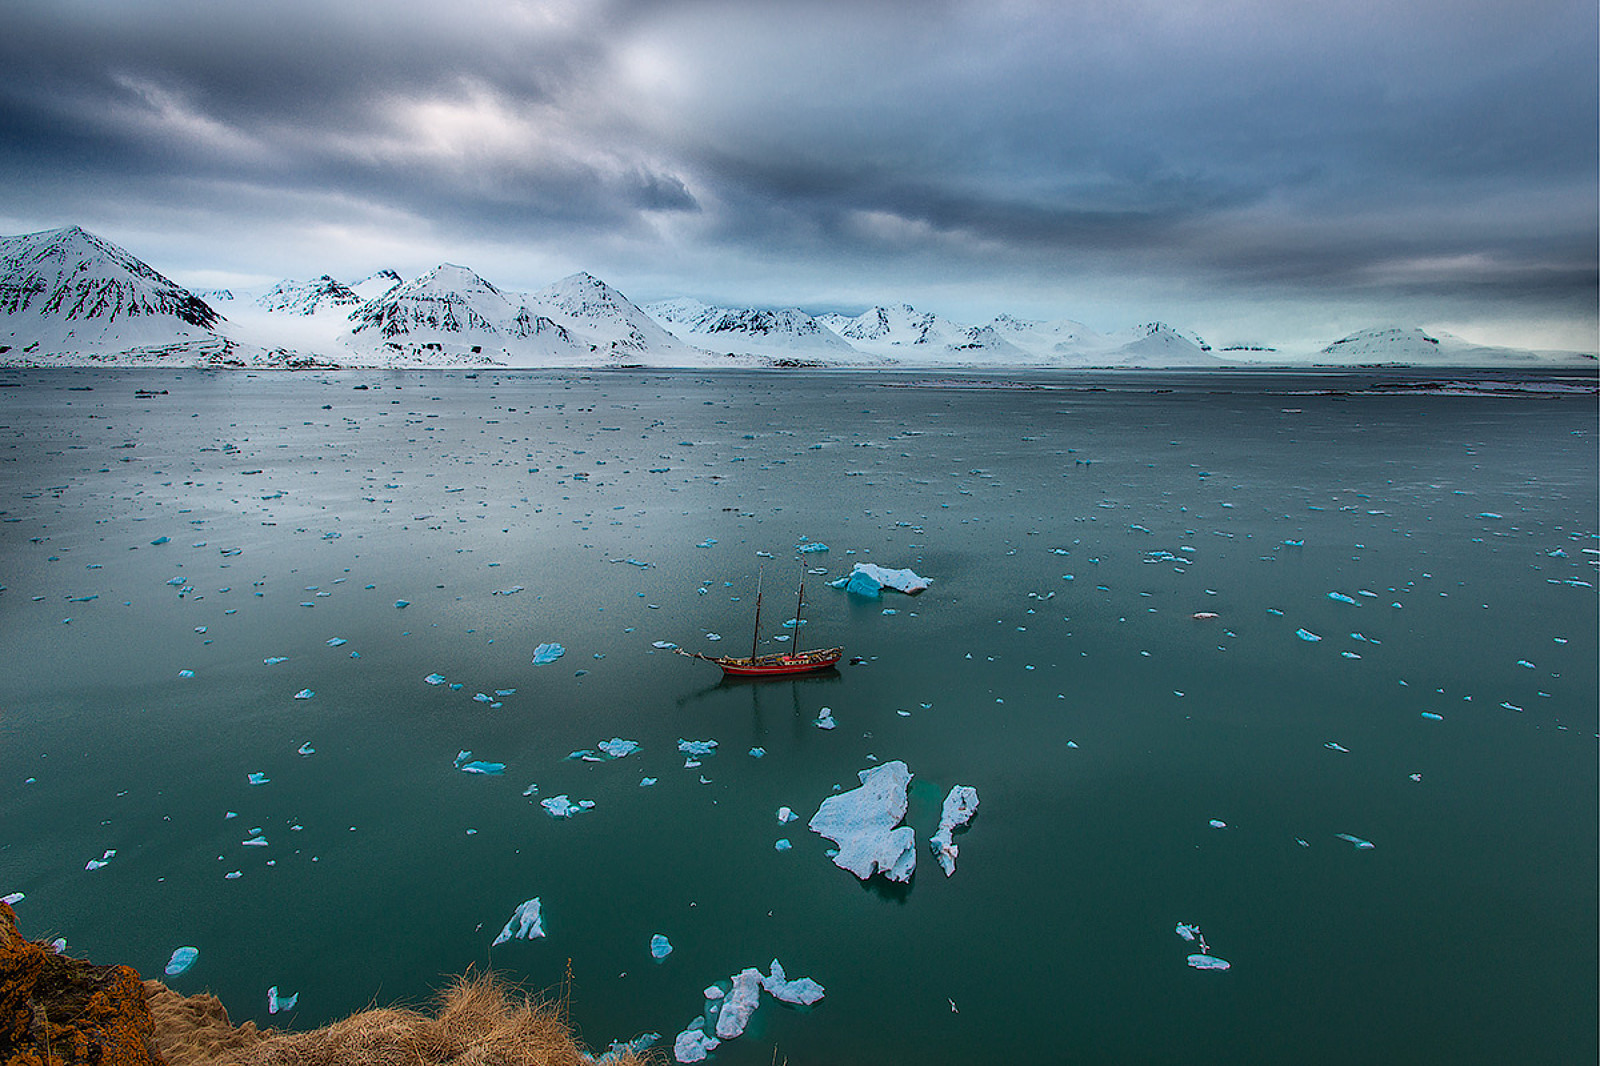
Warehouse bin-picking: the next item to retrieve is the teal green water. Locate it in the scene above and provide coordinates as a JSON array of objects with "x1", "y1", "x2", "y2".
[{"x1": 1, "y1": 368, "x2": 1595, "y2": 1064}]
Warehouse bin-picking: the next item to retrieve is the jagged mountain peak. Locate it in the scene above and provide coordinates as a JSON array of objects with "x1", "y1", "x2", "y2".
[{"x1": 258, "y1": 274, "x2": 363, "y2": 316}]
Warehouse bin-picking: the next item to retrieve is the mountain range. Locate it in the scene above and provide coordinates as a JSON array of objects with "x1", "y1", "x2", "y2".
[{"x1": 1, "y1": 226, "x2": 1590, "y2": 370}]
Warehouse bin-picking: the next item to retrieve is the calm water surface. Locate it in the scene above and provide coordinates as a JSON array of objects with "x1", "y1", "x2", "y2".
[{"x1": 1, "y1": 368, "x2": 1595, "y2": 1065}]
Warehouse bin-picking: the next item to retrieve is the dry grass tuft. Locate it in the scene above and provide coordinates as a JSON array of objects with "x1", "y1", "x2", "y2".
[{"x1": 231, "y1": 971, "x2": 656, "y2": 1066}]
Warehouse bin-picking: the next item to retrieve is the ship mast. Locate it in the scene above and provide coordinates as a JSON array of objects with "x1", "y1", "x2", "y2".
[
  {"x1": 792, "y1": 563, "x2": 807, "y2": 655},
  {"x1": 750, "y1": 567, "x2": 764, "y2": 662}
]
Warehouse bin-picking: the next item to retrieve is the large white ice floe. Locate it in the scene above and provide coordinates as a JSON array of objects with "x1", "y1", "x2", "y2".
[
  {"x1": 929, "y1": 785, "x2": 980, "y2": 876},
  {"x1": 762, "y1": 959, "x2": 826, "y2": 1006},
  {"x1": 715, "y1": 968, "x2": 764, "y2": 1040},
  {"x1": 673, "y1": 1021, "x2": 719, "y2": 1063},
  {"x1": 831, "y1": 563, "x2": 932, "y2": 598},
  {"x1": 491, "y1": 897, "x2": 545, "y2": 945},
  {"x1": 808, "y1": 760, "x2": 917, "y2": 882}
]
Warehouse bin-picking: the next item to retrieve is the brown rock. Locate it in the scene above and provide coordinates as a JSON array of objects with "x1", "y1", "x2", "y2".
[{"x1": 0, "y1": 900, "x2": 162, "y2": 1065}]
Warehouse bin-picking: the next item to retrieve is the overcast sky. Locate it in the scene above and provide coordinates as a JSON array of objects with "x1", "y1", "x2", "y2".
[{"x1": 2, "y1": 0, "x2": 1595, "y2": 351}]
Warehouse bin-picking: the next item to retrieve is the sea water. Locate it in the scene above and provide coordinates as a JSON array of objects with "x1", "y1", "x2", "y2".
[{"x1": 0, "y1": 367, "x2": 1594, "y2": 1065}]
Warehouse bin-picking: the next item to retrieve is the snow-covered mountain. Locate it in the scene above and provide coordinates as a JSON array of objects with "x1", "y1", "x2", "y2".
[
  {"x1": 822, "y1": 303, "x2": 969, "y2": 353},
  {"x1": 350, "y1": 269, "x2": 402, "y2": 303},
  {"x1": 533, "y1": 273, "x2": 702, "y2": 363},
  {"x1": 647, "y1": 298, "x2": 861, "y2": 362},
  {"x1": 258, "y1": 275, "x2": 363, "y2": 316},
  {"x1": 1309, "y1": 326, "x2": 1571, "y2": 367},
  {"x1": 0, "y1": 225, "x2": 222, "y2": 358},
  {"x1": 341, "y1": 263, "x2": 591, "y2": 366},
  {"x1": 1098, "y1": 322, "x2": 1226, "y2": 367}
]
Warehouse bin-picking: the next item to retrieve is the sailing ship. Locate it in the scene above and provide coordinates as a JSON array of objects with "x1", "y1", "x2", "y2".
[{"x1": 677, "y1": 568, "x2": 843, "y2": 677}]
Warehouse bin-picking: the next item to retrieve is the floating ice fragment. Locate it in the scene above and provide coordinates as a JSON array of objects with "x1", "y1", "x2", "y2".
[
  {"x1": 762, "y1": 959, "x2": 825, "y2": 1006},
  {"x1": 292, "y1": 689, "x2": 314, "y2": 700},
  {"x1": 1335, "y1": 833, "x2": 1375, "y2": 849},
  {"x1": 1, "y1": 892, "x2": 23, "y2": 906},
  {"x1": 1175, "y1": 924, "x2": 1199, "y2": 942},
  {"x1": 85, "y1": 849, "x2": 115, "y2": 871},
  {"x1": 1328, "y1": 592, "x2": 1358, "y2": 605},
  {"x1": 267, "y1": 987, "x2": 297, "y2": 1014},
  {"x1": 777, "y1": 806, "x2": 798, "y2": 823},
  {"x1": 164, "y1": 947, "x2": 198, "y2": 976},
  {"x1": 423, "y1": 673, "x2": 447, "y2": 685},
  {"x1": 532, "y1": 642, "x2": 565, "y2": 665},
  {"x1": 640, "y1": 778, "x2": 657, "y2": 787},
  {"x1": 1187, "y1": 954, "x2": 1231, "y2": 971},
  {"x1": 774, "y1": 839, "x2": 792, "y2": 851},
  {"x1": 297, "y1": 743, "x2": 315, "y2": 755},
  {"x1": 151, "y1": 536, "x2": 170, "y2": 545},
  {"x1": 677, "y1": 739, "x2": 718, "y2": 757},
  {"x1": 541, "y1": 795, "x2": 594, "y2": 818},
  {"x1": 492, "y1": 898, "x2": 545, "y2": 945},
  {"x1": 929, "y1": 785, "x2": 980, "y2": 876},
  {"x1": 715, "y1": 969, "x2": 763, "y2": 1040},
  {"x1": 263, "y1": 657, "x2": 288, "y2": 666},
  {"x1": 247, "y1": 772, "x2": 270, "y2": 786},
  {"x1": 652, "y1": 641, "x2": 678, "y2": 650},
  {"x1": 748, "y1": 747, "x2": 765, "y2": 758},
  {"x1": 1325, "y1": 742, "x2": 1349, "y2": 753},
  {"x1": 178, "y1": 669, "x2": 195, "y2": 678},
  {"x1": 815, "y1": 707, "x2": 836, "y2": 730},
  {"x1": 809, "y1": 761, "x2": 916, "y2": 882},
  {"x1": 492, "y1": 586, "x2": 524, "y2": 596},
  {"x1": 1208, "y1": 819, "x2": 1227, "y2": 829},
  {"x1": 673, "y1": 1021, "x2": 719, "y2": 1063},
  {"x1": 1296, "y1": 628, "x2": 1322, "y2": 642},
  {"x1": 796, "y1": 542, "x2": 829, "y2": 553},
  {"x1": 598, "y1": 738, "x2": 640, "y2": 759},
  {"x1": 224, "y1": 871, "x2": 241, "y2": 880},
  {"x1": 651, "y1": 934, "x2": 673, "y2": 960},
  {"x1": 394, "y1": 600, "x2": 409, "y2": 609},
  {"x1": 1516, "y1": 660, "x2": 1535, "y2": 669}
]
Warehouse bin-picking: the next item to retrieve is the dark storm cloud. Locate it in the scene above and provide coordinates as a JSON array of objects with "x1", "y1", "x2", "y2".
[{"x1": 1, "y1": 0, "x2": 1594, "y2": 345}]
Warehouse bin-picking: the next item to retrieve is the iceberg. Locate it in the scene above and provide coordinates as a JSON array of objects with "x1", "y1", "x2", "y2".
[
  {"x1": 651, "y1": 934, "x2": 673, "y2": 959},
  {"x1": 164, "y1": 946, "x2": 198, "y2": 976},
  {"x1": 715, "y1": 968, "x2": 763, "y2": 1040},
  {"x1": 673, "y1": 1021, "x2": 719, "y2": 1063},
  {"x1": 459, "y1": 761, "x2": 505, "y2": 775},
  {"x1": 267, "y1": 986, "x2": 298, "y2": 1013},
  {"x1": 808, "y1": 761, "x2": 917, "y2": 882},
  {"x1": 762, "y1": 959, "x2": 825, "y2": 1006},
  {"x1": 929, "y1": 784, "x2": 980, "y2": 876},
  {"x1": 598, "y1": 738, "x2": 640, "y2": 759},
  {"x1": 677, "y1": 739, "x2": 718, "y2": 757},
  {"x1": 541, "y1": 795, "x2": 594, "y2": 818},
  {"x1": 491, "y1": 897, "x2": 545, "y2": 945},
  {"x1": 532, "y1": 642, "x2": 565, "y2": 664},
  {"x1": 1187, "y1": 954, "x2": 1231, "y2": 971},
  {"x1": 832, "y1": 563, "x2": 932, "y2": 597}
]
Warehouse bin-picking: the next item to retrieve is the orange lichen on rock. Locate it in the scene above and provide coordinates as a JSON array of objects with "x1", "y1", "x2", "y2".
[{"x1": 0, "y1": 900, "x2": 162, "y2": 1066}]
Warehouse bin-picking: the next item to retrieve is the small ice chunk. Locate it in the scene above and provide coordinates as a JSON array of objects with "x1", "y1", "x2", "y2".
[
  {"x1": 715, "y1": 968, "x2": 763, "y2": 1039},
  {"x1": 1, "y1": 892, "x2": 23, "y2": 906},
  {"x1": 85, "y1": 849, "x2": 116, "y2": 871},
  {"x1": 796, "y1": 542, "x2": 829, "y2": 553},
  {"x1": 1175, "y1": 924, "x2": 1199, "y2": 942},
  {"x1": 293, "y1": 689, "x2": 314, "y2": 700},
  {"x1": 598, "y1": 738, "x2": 640, "y2": 759},
  {"x1": 459, "y1": 761, "x2": 505, "y2": 775},
  {"x1": 815, "y1": 707, "x2": 836, "y2": 730},
  {"x1": 1209, "y1": 819, "x2": 1227, "y2": 828},
  {"x1": 541, "y1": 795, "x2": 593, "y2": 818},
  {"x1": 1335, "y1": 833, "x2": 1375, "y2": 849},
  {"x1": 1187, "y1": 954, "x2": 1231, "y2": 971},
  {"x1": 178, "y1": 669, "x2": 195, "y2": 678},
  {"x1": 247, "y1": 772, "x2": 270, "y2": 786},
  {"x1": 424, "y1": 673, "x2": 447, "y2": 685},
  {"x1": 929, "y1": 785, "x2": 979, "y2": 876},
  {"x1": 652, "y1": 641, "x2": 677, "y2": 650},
  {"x1": 748, "y1": 747, "x2": 765, "y2": 758},
  {"x1": 1328, "y1": 592, "x2": 1358, "y2": 605},
  {"x1": 267, "y1": 986, "x2": 297, "y2": 1014},
  {"x1": 1325, "y1": 742, "x2": 1349, "y2": 752},
  {"x1": 1296, "y1": 628, "x2": 1322, "y2": 642},
  {"x1": 650, "y1": 934, "x2": 673, "y2": 959},
  {"x1": 809, "y1": 761, "x2": 916, "y2": 882},
  {"x1": 677, "y1": 739, "x2": 718, "y2": 757},
  {"x1": 326, "y1": 637, "x2": 347, "y2": 646},
  {"x1": 492, "y1": 897, "x2": 545, "y2": 945},
  {"x1": 673, "y1": 1022, "x2": 719, "y2": 1063},
  {"x1": 165, "y1": 947, "x2": 199, "y2": 975},
  {"x1": 777, "y1": 806, "x2": 797, "y2": 823},
  {"x1": 532, "y1": 642, "x2": 566, "y2": 664},
  {"x1": 394, "y1": 600, "x2": 410, "y2": 609},
  {"x1": 640, "y1": 777, "x2": 657, "y2": 787},
  {"x1": 297, "y1": 742, "x2": 315, "y2": 755},
  {"x1": 774, "y1": 838, "x2": 792, "y2": 851},
  {"x1": 762, "y1": 959, "x2": 826, "y2": 1006},
  {"x1": 837, "y1": 562, "x2": 931, "y2": 595},
  {"x1": 263, "y1": 656, "x2": 288, "y2": 665}
]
